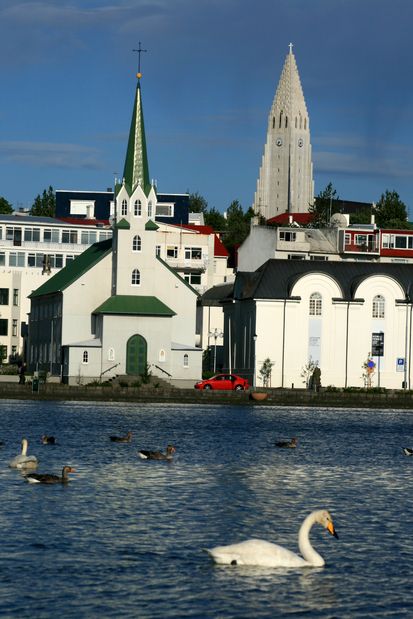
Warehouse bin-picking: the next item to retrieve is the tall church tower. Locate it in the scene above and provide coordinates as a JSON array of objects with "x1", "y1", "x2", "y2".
[{"x1": 253, "y1": 44, "x2": 314, "y2": 220}]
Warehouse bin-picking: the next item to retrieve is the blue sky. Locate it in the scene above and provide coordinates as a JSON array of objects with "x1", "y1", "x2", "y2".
[{"x1": 2, "y1": 0, "x2": 413, "y2": 216}]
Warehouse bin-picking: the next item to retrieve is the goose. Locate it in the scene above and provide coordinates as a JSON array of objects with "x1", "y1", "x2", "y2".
[
  {"x1": 9, "y1": 438, "x2": 38, "y2": 469},
  {"x1": 138, "y1": 444, "x2": 176, "y2": 460},
  {"x1": 205, "y1": 509, "x2": 338, "y2": 568},
  {"x1": 402, "y1": 447, "x2": 413, "y2": 456},
  {"x1": 41, "y1": 435, "x2": 56, "y2": 445},
  {"x1": 24, "y1": 466, "x2": 76, "y2": 484},
  {"x1": 110, "y1": 431, "x2": 132, "y2": 443},
  {"x1": 275, "y1": 437, "x2": 298, "y2": 448}
]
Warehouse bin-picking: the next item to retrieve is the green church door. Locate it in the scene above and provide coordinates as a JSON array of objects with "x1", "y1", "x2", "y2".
[{"x1": 126, "y1": 334, "x2": 147, "y2": 375}]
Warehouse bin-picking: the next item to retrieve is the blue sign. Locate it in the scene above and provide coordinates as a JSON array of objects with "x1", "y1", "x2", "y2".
[{"x1": 396, "y1": 358, "x2": 405, "y2": 372}]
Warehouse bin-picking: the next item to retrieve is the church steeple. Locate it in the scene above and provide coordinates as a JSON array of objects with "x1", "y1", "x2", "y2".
[
  {"x1": 122, "y1": 76, "x2": 151, "y2": 196},
  {"x1": 253, "y1": 44, "x2": 314, "y2": 219}
]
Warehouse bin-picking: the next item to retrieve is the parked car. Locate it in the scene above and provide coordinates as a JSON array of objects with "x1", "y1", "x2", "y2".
[{"x1": 194, "y1": 373, "x2": 250, "y2": 391}]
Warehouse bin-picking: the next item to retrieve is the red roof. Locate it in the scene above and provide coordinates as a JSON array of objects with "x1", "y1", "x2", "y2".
[
  {"x1": 177, "y1": 223, "x2": 229, "y2": 258},
  {"x1": 267, "y1": 213, "x2": 313, "y2": 225}
]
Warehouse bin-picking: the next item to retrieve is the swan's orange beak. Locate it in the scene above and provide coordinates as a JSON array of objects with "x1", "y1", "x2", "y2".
[{"x1": 327, "y1": 521, "x2": 338, "y2": 539}]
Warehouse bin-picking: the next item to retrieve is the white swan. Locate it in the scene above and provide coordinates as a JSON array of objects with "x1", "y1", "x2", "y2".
[
  {"x1": 205, "y1": 509, "x2": 338, "y2": 568},
  {"x1": 9, "y1": 438, "x2": 38, "y2": 469}
]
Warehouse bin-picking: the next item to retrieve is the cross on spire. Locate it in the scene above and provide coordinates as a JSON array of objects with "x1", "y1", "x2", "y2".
[
  {"x1": 289, "y1": 42, "x2": 293, "y2": 54},
  {"x1": 133, "y1": 42, "x2": 147, "y2": 78}
]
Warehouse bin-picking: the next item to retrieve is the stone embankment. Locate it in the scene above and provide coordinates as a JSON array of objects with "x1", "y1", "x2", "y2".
[{"x1": 1, "y1": 378, "x2": 413, "y2": 409}]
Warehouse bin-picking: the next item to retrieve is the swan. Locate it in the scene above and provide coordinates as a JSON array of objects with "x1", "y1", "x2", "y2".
[
  {"x1": 9, "y1": 438, "x2": 38, "y2": 469},
  {"x1": 24, "y1": 466, "x2": 76, "y2": 484},
  {"x1": 205, "y1": 509, "x2": 338, "y2": 568},
  {"x1": 138, "y1": 444, "x2": 176, "y2": 460},
  {"x1": 402, "y1": 447, "x2": 413, "y2": 456},
  {"x1": 110, "y1": 431, "x2": 132, "y2": 443},
  {"x1": 275, "y1": 437, "x2": 298, "y2": 448}
]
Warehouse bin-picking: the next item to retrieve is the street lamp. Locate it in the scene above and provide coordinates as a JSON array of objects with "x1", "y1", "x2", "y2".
[
  {"x1": 253, "y1": 333, "x2": 257, "y2": 389},
  {"x1": 209, "y1": 328, "x2": 223, "y2": 373}
]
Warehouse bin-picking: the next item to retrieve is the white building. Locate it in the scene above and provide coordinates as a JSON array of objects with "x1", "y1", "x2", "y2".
[
  {"x1": 28, "y1": 74, "x2": 203, "y2": 385},
  {"x1": 0, "y1": 214, "x2": 112, "y2": 362},
  {"x1": 223, "y1": 259, "x2": 413, "y2": 390},
  {"x1": 253, "y1": 44, "x2": 314, "y2": 219}
]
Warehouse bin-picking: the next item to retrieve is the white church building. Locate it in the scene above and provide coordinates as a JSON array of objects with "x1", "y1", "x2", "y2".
[{"x1": 28, "y1": 75, "x2": 202, "y2": 385}]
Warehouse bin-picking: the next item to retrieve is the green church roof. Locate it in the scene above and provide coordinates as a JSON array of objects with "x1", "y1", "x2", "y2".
[
  {"x1": 29, "y1": 238, "x2": 112, "y2": 298},
  {"x1": 93, "y1": 295, "x2": 175, "y2": 316},
  {"x1": 115, "y1": 218, "x2": 131, "y2": 229},
  {"x1": 145, "y1": 219, "x2": 159, "y2": 231},
  {"x1": 123, "y1": 80, "x2": 151, "y2": 196}
]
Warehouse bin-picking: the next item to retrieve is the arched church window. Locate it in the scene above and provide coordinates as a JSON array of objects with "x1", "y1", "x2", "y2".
[
  {"x1": 108, "y1": 347, "x2": 115, "y2": 361},
  {"x1": 285, "y1": 116, "x2": 288, "y2": 128},
  {"x1": 300, "y1": 116, "x2": 302, "y2": 129},
  {"x1": 304, "y1": 118, "x2": 307, "y2": 130},
  {"x1": 279, "y1": 112, "x2": 283, "y2": 128},
  {"x1": 272, "y1": 117, "x2": 275, "y2": 129},
  {"x1": 82, "y1": 350, "x2": 89, "y2": 364},
  {"x1": 372, "y1": 295, "x2": 385, "y2": 318},
  {"x1": 309, "y1": 292, "x2": 322, "y2": 316},
  {"x1": 148, "y1": 201, "x2": 153, "y2": 218},
  {"x1": 131, "y1": 269, "x2": 140, "y2": 286},
  {"x1": 159, "y1": 349, "x2": 166, "y2": 362},
  {"x1": 121, "y1": 199, "x2": 128, "y2": 216},
  {"x1": 132, "y1": 235, "x2": 142, "y2": 252},
  {"x1": 183, "y1": 354, "x2": 189, "y2": 367},
  {"x1": 134, "y1": 200, "x2": 142, "y2": 217}
]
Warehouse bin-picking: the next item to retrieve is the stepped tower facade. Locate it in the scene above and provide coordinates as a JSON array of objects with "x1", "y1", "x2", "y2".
[{"x1": 253, "y1": 44, "x2": 314, "y2": 219}]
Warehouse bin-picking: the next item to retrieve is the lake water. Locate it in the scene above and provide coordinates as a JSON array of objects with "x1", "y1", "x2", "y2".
[{"x1": 0, "y1": 400, "x2": 412, "y2": 618}]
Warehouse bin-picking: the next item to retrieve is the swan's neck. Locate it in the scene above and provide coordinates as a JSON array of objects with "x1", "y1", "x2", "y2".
[
  {"x1": 298, "y1": 512, "x2": 325, "y2": 567},
  {"x1": 21, "y1": 440, "x2": 28, "y2": 456}
]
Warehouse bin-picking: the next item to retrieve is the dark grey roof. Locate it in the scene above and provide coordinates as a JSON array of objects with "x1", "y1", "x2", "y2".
[
  {"x1": 200, "y1": 282, "x2": 234, "y2": 306},
  {"x1": 234, "y1": 259, "x2": 413, "y2": 301},
  {"x1": 0, "y1": 214, "x2": 59, "y2": 225}
]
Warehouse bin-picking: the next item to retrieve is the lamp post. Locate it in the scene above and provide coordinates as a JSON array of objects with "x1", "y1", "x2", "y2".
[
  {"x1": 209, "y1": 328, "x2": 223, "y2": 373},
  {"x1": 253, "y1": 333, "x2": 257, "y2": 389}
]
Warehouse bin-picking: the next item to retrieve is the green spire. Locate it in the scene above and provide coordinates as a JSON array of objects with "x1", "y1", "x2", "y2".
[{"x1": 123, "y1": 80, "x2": 151, "y2": 195}]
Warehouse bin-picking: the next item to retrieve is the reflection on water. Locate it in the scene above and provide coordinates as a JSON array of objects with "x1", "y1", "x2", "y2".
[{"x1": 0, "y1": 401, "x2": 412, "y2": 617}]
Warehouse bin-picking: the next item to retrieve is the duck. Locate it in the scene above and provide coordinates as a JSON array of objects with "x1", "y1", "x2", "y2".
[
  {"x1": 275, "y1": 437, "x2": 298, "y2": 448},
  {"x1": 109, "y1": 431, "x2": 132, "y2": 443},
  {"x1": 24, "y1": 466, "x2": 76, "y2": 484},
  {"x1": 9, "y1": 438, "x2": 38, "y2": 469},
  {"x1": 138, "y1": 444, "x2": 176, "y2": 460},
  {"x1": 41, "y1": 435, "x2": 56, "y2": 445},
  {"x1": 205, "y1": 509, "x2": 338, "y2": 568},
  {"x1": 402, "y1": 447, "x2": 413, "y2": 456}
]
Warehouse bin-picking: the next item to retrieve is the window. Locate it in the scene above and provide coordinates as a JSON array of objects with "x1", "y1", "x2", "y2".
[
  {"x1": 44, "y1": 228, "x2": 60, "y2": 243},
  {"x1": 81, "y1": 231, "x2": 97, "y2": 245},
  {"x1": 132, "y1": 235, "x2": 142, "y2": 252},
  {"x1": 65, "y1": 255, "x2": 75, "y2": 265},
  {"x1": 24, "y1": 227, "x2": 40, "y2": 242},
  {"x1": 121, "y1": 199, "x2": 128, "y2": 216},
  {"x1": 373, "y1": 295, "x2": 385, "y2": 319},
  {"x1": 28, "y1": 253, "x2": 44, "y2": 268},
  {"x1": 99, "y1": 231, "x2": 112, "y2": 241},
  {"x1": 82, "y1": 350, "x2": 89, "y2": 364},
  {"x1": 108, "y1": 347, "x2": 115, "y2": 361},
  {"x1": 52, "y1": 254, "x2": 63, "y2": 269},
  {"x1": 134, "y1": 200, "x2": 142, "y2": 216},
  {"x1": 344, "y1": 233, "x2": 351, "y2": 245},
  {"x1": 159, "y1": 349, "x2": 166, "y2": 362},
  {"x1": 13, "y1": 289, "x2": 19, "y2": 306},
  {"x1": 184, "y1": 247, "x2": 202, "y2": 260},
  {"x1": 310, "y1": 255, "x2": 328, "y2": 261},
  {"x1": 131, "y1": 269, "x2": 140, "y2": 285},
  {"x1": 309, "y1": 292, "x2": 322, "y2": 316},
  {"x1": 184, "y1": 272, "x2": 202, "y2": 285},
  {"x1": 156, "y1": 203, "x2": 174, "y2": 217},
  {"x1": 279, "y1": 231, "x2": 296, "y2": 242},
  {"x1": 62, "y1": 230, "x2": 78, "y2": 244},
  {"x1": 0, "y1": 289, "x2": 9, "y2": 305},
  {"x1": 0, "y1": 345, "x2": 7, "y2": 360},
  {"x1": 12, "y1": 319, "x2": 17, "y2": 336},
  {"x1": 0, "y1": 319, "x2": 8, "y2": 336},
  {"x1": 148, "y1": 201, "x2": 153, "y2": 217},
  {"x1": 355, "y1": 234, "x2": 368, "y2": 247},
  {"x1": 167, "y1": 246, "x2": 178, "y2": 258},
  {"x1": 155, "y1": 245, "x2": 161, "y2": 257},
  {"x1": 9, "y1": 252, "x2": 25, "y2": 267},
  {"x1": 11, "y1": 345, "x2": 17, "y2": 357},
  {"x1": 381, "y1": 234, "x2": 390, "y2": 249},
  {"x1": 0, "y1": 253, "x2": 5, "y2": 266},
  {"x1": 6, "y1": 227, "x2": 22, "y2": 246},
  {"x1": 183, "y1": 354, "x2": 189, "y2": 367}
]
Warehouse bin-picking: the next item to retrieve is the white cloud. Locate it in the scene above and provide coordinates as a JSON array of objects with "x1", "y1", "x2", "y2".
[{"x1": 0, "y1": 140, "x2": 103, "y2": 169}]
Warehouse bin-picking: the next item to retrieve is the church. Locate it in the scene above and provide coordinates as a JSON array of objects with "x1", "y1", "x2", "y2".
[{"x1": 27, "y1": 73, "x2": 202, "y2": 385}]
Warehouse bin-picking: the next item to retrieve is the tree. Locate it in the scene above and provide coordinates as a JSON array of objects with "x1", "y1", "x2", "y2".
[
  {"x1": 0, "y1": 197, "x2": 13, "y2": 214},
  {"x1": 188, "y1": 191, "x2": 208, "y2": 214},
  {"x1": 309, "y1": 182, "x2": 339, "y2": 227},
  {"x1": 30, "y1": 186, "x2": 56, "y2": 218},
  {"x1": 223, "y1": 200, "x2": 250, "y2": 248},
  {"x1": 204, "y1": 207, "x2": 227, "y2": 231},
  {"x1": 374, "y1": 190, "x2": 410, "y2": 229}
]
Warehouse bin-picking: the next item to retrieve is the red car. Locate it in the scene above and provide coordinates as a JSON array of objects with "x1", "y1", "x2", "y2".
[{"x1": 194, "y1": 373, "x2": 250, "y2": 391}]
